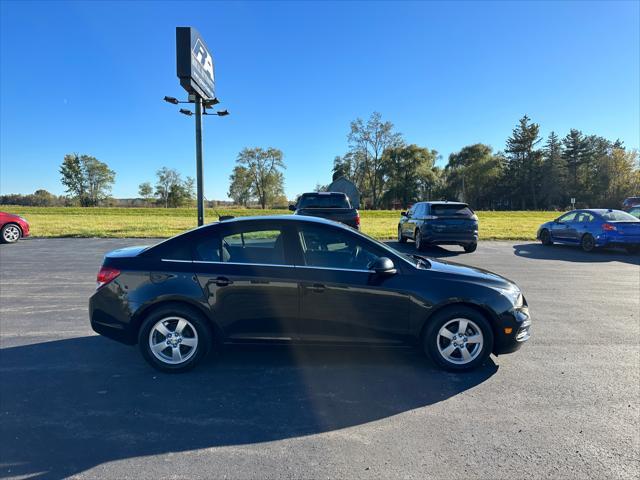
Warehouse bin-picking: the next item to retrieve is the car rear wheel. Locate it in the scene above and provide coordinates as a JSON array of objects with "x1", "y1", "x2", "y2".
[
  {"x1": 1, "y1": 223, "x2": 22, "y2": 244},
  {"x1": 138, "y1": 305, "x2": 213, "y2": 373},
  {"x1": 415, "y1": 229, "x2": 426, "y2": 251},
  {"x1": 540, "y1": 229, "x2": 553, "y2": 246},
  {"x1": 398, "y1": 226, "x2": 407, "y2": 243},
  {"x1": 581, "y1": 233, "x2": 596, "y2": 253},
  {"x1": 423, "y1": 306, "x2": 493, "y2": 371},
  {"x1": 463, "y1": 243, "x2": 477, "y2": 253}
]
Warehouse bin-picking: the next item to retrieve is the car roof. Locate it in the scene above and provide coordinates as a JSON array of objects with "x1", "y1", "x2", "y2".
[
  {"x1": 421, "y1": 201, "x2": 467, "y2": 206},
  {"x1": 301, "y1": 191, "x2": 346, "y2": 195},
  {"x1": 582, "y1": 209, "x2": 625, "y2": 215},
  {"x1": 202, "y1": 214, "x2": 349, "y2": 229}
]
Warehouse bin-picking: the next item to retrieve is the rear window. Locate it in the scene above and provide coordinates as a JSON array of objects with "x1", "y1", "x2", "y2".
[
  {"x1": 431, "y1": 204, "x2": 474, "y2": 217},
  {"x1": 298, "y1": 194, "x2": 351, "y2": 209},
  {"x1": 600, "y1": 210, "x2": 640, "y2": 222}
]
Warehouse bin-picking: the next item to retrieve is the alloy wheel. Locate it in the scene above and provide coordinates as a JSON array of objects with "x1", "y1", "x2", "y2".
[
  {"x1": 436, "y1": 318, "x2": 484, "y2": 365},
  {"x1": 2, "y1": 225, "x2": 20, "y2": 243},
  {"x1": 148, "y1": 317, "x2": 199, "y2": 365}
]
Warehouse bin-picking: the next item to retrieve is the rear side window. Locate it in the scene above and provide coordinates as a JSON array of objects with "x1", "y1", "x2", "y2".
[
  {"x1": 298, "y1": 194, "x2": 351, "y2": 209},
  {"x1": 431, "y1": 204, "x2": 473, "y2": 216},
  {"x1": 221, "y1": 228, "x2": 287, "y2": 265},
  {"x1": 193, "y1": 234, "x2": 223, "y2": 262}
]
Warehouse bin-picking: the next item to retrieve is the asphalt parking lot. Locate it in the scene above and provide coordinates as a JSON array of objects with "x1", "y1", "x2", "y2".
[{"x1": 1, "y1": 238, "x2": 638, "y2": 479}]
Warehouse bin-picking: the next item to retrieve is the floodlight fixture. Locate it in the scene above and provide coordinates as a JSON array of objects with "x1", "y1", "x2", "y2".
[{"x1": 203, "y1": 97, "x2": 220, "y2": 108}]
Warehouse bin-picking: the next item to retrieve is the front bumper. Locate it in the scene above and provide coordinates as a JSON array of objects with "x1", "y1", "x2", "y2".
[{"x1": 493, "y1": 304, "x2": 531, "y2": 355}]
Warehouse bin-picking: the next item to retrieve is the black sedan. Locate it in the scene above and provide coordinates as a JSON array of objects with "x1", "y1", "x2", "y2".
[
  {"x1": 90, "y1": 215, "x2": 530, "y2": 373},
  {"x1": 398, "y1": 201, "x2": 479, "y2": 253}
]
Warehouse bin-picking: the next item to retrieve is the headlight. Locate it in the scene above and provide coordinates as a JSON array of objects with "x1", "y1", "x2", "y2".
[{"x1": 499, "y1": 286, "x2": 523, "y2": 307}]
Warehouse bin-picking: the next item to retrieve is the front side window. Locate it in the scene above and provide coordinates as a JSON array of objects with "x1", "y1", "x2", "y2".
[
  {"x1": 558, "y1": 212, "x2": 577, "y2": 223},
  {"x1": 297, "y1": 225, "x2": 383, "y2": 271}
]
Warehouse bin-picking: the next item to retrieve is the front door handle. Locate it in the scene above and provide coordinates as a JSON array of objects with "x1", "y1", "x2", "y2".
[
  {"x1": 303, "y1": 283, "x2": 325, "y2": 293},
  {"x1": 214, "y1": 277, "x2": 233, "y2": 287}
]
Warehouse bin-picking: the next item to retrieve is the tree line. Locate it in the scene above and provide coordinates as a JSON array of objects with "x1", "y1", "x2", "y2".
[
  {"x1": 329, "y1": 112, "x2": 638, "y2": 210},
  {"x1": 2, "y1": 115, "x2": 637, "y2": 210}
]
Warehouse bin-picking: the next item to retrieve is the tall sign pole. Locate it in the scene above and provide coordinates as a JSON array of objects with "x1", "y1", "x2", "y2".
[
  {"x1": 176, "y1": 27, "x2": 216, "y2": 226},
  {"x1": 194, "y1": 97, "x2": 204, "y2": 226}
]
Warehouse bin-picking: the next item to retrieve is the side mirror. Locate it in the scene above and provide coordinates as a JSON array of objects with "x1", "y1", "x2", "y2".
[
  {"x1": 400, "y1": 211, "x2": 407, "y2": 217},
  {"x1": 554, "y1": 218, "x2": 561, "y2": 223},
  {"x1": 288, "y1": 204, "x2": 296, "y2": 212},
  {"x1": 370, "y1": 257, "x2": 397, "y2": 275}
]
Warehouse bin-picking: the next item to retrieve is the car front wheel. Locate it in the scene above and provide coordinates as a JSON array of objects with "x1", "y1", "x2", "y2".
[
  {"x1": 138, "y1": 305, "x2": 213, "y2": 373},
  {"x1": 540, "y1": 229, "x2": 553, "y2": 246},
  {"x1": 1, "y1": 223, "x2": 22, "y2": 244},
  {"x1": 398, "y1": 226, "x2": 407, "y2": 243},
  {"x1": 423, "y1": 306, "x2": 493, "y2": 371}
]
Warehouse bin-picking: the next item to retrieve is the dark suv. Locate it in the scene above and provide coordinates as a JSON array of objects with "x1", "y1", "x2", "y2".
[
  {"x1": 290, "y1": 192, "x2": 360, "y2": 229},
  {"x1": 398, "y1": 201, "x2": 479, "y2": 253}
]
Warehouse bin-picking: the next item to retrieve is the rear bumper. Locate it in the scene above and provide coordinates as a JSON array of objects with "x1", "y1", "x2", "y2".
[
  {"x1": 422, "y1": 231, "x2": 478, "y2": 246},
  {"x1": 595, "y1": 232, "x2": 640, "y2": 247},
  {"x1": 89, "y1": 285, "x2": 137, "y2": 345}
]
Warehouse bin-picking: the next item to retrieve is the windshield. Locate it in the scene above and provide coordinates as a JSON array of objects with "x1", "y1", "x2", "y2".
[
  {"x1": 600, "y1": 210, "x2": 640, "y2": 222},
  {"x1": 298, "y1": 194, "x2": 351, "y2": 209},
  {"x1": 349, "y1": 227, "x2": 428, "y2": 268}
]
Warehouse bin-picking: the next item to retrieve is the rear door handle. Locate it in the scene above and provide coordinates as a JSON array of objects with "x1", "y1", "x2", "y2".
[
  {"x1": 303, "y1": 283, "x2": 325, "y2": 293},
  {"x1": 214, "y1": 277, "x2": 233, "y2": 287}
]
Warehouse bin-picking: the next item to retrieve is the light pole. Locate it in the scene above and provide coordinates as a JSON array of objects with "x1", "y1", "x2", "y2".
[{"x1": 163, "y1": 95, "x2": 229, "y2": 226}]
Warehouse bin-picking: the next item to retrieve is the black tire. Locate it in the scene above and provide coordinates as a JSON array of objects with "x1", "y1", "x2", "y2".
[
  {"x1": 540, "y1": 229, "x2": 553, "y2": 246},
  {"x1": 422, "y1": 306, "x2": 494, "y2": 371},
  {"x1": 398, "y1": 226, "x2": 407, "y2": 243},
  {"x1": 415, "y1": 229, "x2": 426, "y2": 251},
  {"x1": 138, "y1": 304, "x2": 213, "y2": 373},
  {"x1": 581, "y1": 233, "x2": 596, "y2": 253},
  {"x1": 1, "y1": 223, "x2": 22, "y2": 244},
  {"x1": 463, "y1": 243, "x2": 477, "y2": 253}
]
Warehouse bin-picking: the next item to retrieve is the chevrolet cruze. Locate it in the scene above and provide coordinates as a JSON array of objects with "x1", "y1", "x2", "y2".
[{"x1": 90, "y1": 215, "x2": 531, "y2": 372}]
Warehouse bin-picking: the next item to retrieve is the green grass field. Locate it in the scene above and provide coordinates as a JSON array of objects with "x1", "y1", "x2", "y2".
[{"x1": 0, "y1": 206, "x2": 560, "y2": 241}]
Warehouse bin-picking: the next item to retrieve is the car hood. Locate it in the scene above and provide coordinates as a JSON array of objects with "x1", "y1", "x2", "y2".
[{"x1": 426, "y1": 258, "x2": 516, "y2": 290}]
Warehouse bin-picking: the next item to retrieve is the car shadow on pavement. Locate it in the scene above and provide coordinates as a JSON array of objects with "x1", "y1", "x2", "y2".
[
  {"x1": 0, "y1": 336, "x2": 497, "y2": 479},
  {"x1": 384, "y1": 241, "x2": 465, "y2": 258},
  {"x1": 513, "y1": 242, "x2": 640, "y2": 265}
]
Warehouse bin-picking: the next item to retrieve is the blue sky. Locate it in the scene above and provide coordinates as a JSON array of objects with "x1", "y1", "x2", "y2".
[{"x1": 1, "y1": 0, "x2": 638, "y2": 200}]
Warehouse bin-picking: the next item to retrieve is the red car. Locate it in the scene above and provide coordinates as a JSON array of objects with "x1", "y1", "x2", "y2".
[{"x1": 0, "y1": 212, "x2": 30, "y2": 243}]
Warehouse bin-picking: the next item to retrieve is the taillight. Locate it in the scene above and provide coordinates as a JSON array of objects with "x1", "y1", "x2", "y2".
[
  {"x1": 602, "y1": 223, "x2": 617, "y2": 232},
  {"x1": 355, "y1": 212, "x2": 361, "y2": 226},
  {"x1": 96, "y1": 266, "x2": 120, "y2": 288}
]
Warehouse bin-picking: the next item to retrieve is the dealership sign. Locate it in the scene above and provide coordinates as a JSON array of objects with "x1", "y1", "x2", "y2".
[{"x1": 176, "y1": 27, "x2": 215, "y2": 99}]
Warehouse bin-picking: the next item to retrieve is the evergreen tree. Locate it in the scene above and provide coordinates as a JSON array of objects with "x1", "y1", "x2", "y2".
[
  {"x1": 540, "y1": 132, "x2": 567, "y2": 208},
  {"x1": 505, "y1": 116, "x2": 543, "y2": 209}
]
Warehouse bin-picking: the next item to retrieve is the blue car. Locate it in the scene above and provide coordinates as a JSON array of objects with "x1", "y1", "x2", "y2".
[{"x1": 537, "y1": 209, "x2": 640, "y2": 253}]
